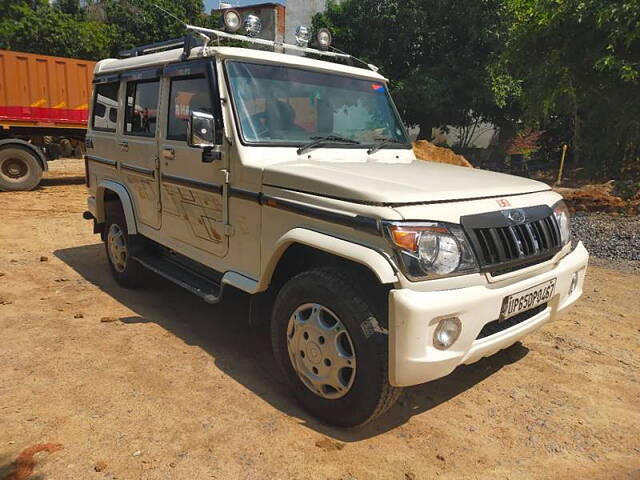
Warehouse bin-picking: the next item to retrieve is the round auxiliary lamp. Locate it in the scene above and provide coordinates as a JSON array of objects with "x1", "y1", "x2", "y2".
[
  {"x1": 221, "y1": 8, "x2": 242, "y2": 33},
  {"x1": 314, "y1": 28, "x2": 332, "y2": 51}
]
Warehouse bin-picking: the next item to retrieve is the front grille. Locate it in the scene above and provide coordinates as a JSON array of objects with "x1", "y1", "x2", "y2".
[
  {"x1": 476, "y1": 303, "x2": 547, "y2": 340},
  {"x1": 461, "y1": 205, "x2": 562, "y2": 274}
]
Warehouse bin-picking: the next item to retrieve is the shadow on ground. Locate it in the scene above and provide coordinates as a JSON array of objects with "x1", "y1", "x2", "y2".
[
  {"x1": 40, "y1": 176, "x2": 85, "y2": 187},
  {"x1": 55, "y1": 243, "x2": 529, "y2": 442}
]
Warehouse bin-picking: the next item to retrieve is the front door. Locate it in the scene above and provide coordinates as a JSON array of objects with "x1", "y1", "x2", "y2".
[
  {"x1": 158, "y1": 61, "x2": 228, "y2": 258},
  {"x1": 119, "y1": 70, "x2": 162, "y2": 229}
]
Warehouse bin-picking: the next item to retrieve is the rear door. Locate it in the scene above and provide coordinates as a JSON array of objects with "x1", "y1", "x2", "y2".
[
  {"x1": 158, "y1": 60, "x2": 228, "y2": 258},
  {"x1": 119, "y1": 68, "x2": 162, "y2": 229}
]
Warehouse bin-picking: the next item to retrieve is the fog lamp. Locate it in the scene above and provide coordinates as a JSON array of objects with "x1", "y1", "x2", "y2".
[
  {"x1": 433, "y1": 317, "x2": 462, "y2": 350},
  {"x1": 568, "y1": 271, "x2": 579, "y2": 296},
  {"x1": 221, "y1": 8, "x2": 242, "y2": 33},
  {"x1": 314, "y1": 28, "x2": 332, "y2": 51},
  {"x1": 295, "y1": 25, "x2": 312, "y2": 47},
  {"x1": 243, "y1": 14, "x2": 262, "y2": 37}
]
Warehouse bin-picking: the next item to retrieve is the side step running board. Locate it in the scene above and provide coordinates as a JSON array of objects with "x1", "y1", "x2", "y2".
[{"x1": 133, "y1": 251, "x2": 223, "y2": 304}]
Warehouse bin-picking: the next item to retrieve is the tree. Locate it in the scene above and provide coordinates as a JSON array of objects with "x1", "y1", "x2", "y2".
[
  {"x1": 313, "y1": 0, "x2": 507, "y2": 140},
  {"x1": 87, "y1": 0, "x2": 207, "y2": 57},
  {"x1": 497, "y1": 0, "x2": 640, "y2": 176},
  {"x1": 0, "y1": 1, "x2": 114, "y2": 60}
]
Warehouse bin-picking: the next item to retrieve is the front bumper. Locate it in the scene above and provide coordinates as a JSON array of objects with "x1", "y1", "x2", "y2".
[{"x1": 388, "y1": 242, "x2": 589, "y2": 387}]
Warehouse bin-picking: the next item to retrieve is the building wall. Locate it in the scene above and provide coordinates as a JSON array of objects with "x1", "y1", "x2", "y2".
[{"x1": 283, "y1": 0, "x2": 330, "y2": 44}]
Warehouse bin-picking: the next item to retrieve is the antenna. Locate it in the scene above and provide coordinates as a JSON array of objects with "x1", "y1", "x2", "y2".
[
  {"x1": 151, "y1": 3, "x2": 211, "y2": 53},
  {"x1": 152, "y1": 3, "x2": 186, "y2": 26}
]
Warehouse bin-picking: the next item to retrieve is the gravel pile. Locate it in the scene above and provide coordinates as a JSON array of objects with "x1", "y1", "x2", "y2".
[{"x1": 571, "y1": 212, "x2": 640, "y2": 263}]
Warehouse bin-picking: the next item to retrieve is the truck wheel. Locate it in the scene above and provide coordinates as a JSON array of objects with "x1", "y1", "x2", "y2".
[
  {"x1": 104, "y1": 201, "x2": 145, "y2": 288},
  {"x1": 0, "y1": 146, "x2": 43, "y2": 191},
  {"x1": 271, "y1": 268, "x2": 401, "y2": 427}
]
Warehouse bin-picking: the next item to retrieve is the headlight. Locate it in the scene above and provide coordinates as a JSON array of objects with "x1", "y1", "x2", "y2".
[
  {"x1": 553, "y1": 200, "x2": 571, "y2": 245},
  {"x1": 384, "y1": 222, "x2": 479, "y2": 280}
]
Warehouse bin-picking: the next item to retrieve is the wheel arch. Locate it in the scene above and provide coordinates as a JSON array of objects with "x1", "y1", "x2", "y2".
[
  {"x1": 261, "y1": 228, "x2": 398, "y2": 292},
  {"x1": 0, "y1": 138, "x2": 48, "y2": 171},
  {"x1": 95, "y1": 180, "x2": 138, "y2": 235}
]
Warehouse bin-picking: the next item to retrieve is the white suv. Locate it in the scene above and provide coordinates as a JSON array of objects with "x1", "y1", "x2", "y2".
[{"x1": 83, "y1": 24, "x2": 588, "y2": 427}]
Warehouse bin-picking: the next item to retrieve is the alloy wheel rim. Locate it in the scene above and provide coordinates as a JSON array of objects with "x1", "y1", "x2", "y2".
[
  {"x1": 107, "y1": 224, "x2": 128, "y2": 273},
  {"x1": 286, "y1": 303, "x2": 356, "y2": 399}
]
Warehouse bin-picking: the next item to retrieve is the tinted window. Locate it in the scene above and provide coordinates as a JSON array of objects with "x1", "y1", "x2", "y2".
[
  {"x1": 124, "y1": 80, "x2": 159, "y2": 137},
  {"x1": 92, "y1": 82, "x2": 119, "y2": 131},
  {"x1": 94, "y1": 102, "x2": 106, "y2": 117},
  {"x1": 167, "y1": 76, "x2": 212, "y2": 141}
]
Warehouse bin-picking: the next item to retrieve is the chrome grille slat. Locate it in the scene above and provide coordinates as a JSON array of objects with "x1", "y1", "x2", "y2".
[{"x1": 461, "y1": 205, "x2": 563, "y2": 275}]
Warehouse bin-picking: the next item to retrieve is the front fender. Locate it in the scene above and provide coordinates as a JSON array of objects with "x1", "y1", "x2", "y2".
[
  {"x1": 95, "y1": 180, "x2": 138, "y2": 235},
  {"x1": 260, "y1": 228, "x2": 398, "y2": 291}
]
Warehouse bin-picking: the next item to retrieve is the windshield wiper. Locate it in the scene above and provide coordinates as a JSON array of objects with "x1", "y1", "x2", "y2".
[
  {"x1": 297, "y1": 135, "x2": 361, "y2": 155},
  {"x1": 366, "y1": 137, "x2": 405, "y2": 155}
]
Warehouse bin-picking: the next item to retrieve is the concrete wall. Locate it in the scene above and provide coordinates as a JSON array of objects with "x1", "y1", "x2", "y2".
[{"x1": 283, "y1": 0, "x2": 330, "y2": 44}]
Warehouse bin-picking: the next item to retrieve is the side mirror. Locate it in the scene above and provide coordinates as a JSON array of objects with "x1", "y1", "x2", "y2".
[{"x1": 188, "y1": 110, "x2": 216, "y2": 148}]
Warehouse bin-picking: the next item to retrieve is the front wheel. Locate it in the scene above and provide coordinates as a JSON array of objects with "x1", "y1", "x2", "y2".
[
  {"x1": 271, "y1": 268, "x2": 401, "y2": 427},
  {"x1": 0, "y1": 146, "x2": 43, "y2": 191}
]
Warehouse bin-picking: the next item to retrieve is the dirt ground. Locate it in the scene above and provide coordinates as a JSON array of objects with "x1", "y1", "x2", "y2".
[{"x1": 0, "y1": 160, "x2": 639, "y2": 480}]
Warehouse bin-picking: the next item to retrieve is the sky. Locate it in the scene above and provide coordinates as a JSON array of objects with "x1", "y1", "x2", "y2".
[{"x1": 204, "y1": 0, "x2": 287, "y2": 12}]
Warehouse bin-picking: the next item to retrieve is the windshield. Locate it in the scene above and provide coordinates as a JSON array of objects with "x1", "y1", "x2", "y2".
[{"x1": 225, "y1": 61, "x2": 410, "y2": 147}]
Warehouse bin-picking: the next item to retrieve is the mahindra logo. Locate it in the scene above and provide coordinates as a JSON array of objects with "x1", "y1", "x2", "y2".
[{"x1": 503, "y1": 208, "x2": 527, "y2": 224}]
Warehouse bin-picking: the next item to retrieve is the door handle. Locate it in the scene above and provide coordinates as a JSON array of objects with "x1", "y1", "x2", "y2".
[
  {"x1": 162, "y1": 147, "x2": 175, "y2": 160},
  {"x1": 118, "y1": 141, "x2": 128, "y2": 152}
]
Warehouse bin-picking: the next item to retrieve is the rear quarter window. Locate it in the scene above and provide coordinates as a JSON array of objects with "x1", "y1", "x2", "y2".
[{"x1": 92, "y1": 82, "x2": 119, "y2": 132}]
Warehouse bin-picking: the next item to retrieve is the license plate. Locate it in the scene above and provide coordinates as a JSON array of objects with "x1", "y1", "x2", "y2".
[{"x1": 500, "y1": 279, "x2": 556, "y2": 321}]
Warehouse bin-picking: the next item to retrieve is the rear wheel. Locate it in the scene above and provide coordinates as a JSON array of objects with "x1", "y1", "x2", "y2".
[
  {"x1": 0, "y1": 146, "x2": 43, "y2": 191},
  {"x1": 271, "y1": 268, "x2": 401, "y2": 427},
  {"x1": 104, "y1": 201, "x2": 145, "y2": 288}
]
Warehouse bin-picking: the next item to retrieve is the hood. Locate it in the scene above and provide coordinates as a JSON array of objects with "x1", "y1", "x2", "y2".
[{"x1": 263, "y1": 158, "x2": 550, "y2": 205}]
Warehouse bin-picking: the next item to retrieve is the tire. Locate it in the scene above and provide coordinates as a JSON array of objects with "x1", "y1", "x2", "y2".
[
  {"x1": 104, "y1": 201, "x2": 145, "y2": 288},
  {"x1": 0, "y1": 145, "x2": 43, "y2": 191},
  {"x1": 271, "y1": 268, "x2": 401, "y2": 427}
]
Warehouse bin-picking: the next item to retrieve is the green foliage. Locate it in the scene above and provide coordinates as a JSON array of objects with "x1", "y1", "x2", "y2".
[
  {"x1": 0, "y1": 1, "x2": 114, "y2": 59},
  {"x1": 498, "y1": 0, "x2": 640, "y2": 176},
  {"x1": 0, "y1": 0, "x2": 208, "y2": 60},
  {"x1": 313, "y1": 0, "x2": 508, "y2": 140},
  {"x1": 89, "y1": 0, "x2": 206, "y2": 56}
]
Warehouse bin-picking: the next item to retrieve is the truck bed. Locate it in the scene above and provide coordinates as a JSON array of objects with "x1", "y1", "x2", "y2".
[{"x1": 0, "y1": 50, "x2": 95, "y2": 129}]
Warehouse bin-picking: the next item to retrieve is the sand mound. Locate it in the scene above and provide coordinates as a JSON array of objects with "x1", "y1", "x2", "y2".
[{"x1": 413, "y1": 140, "x2": 473, "y2": 168}]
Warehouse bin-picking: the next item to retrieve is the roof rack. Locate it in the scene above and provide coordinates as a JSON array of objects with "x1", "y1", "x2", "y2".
[
  {"x1": 117, "y1": 25, "x2": 379, "y2": 72},
  {"x1": 118, "y1": 35, "x2": 203, "y2": 58},
  {"x1": 185, "y1": 24, "x2": 353, "y2": 62}
]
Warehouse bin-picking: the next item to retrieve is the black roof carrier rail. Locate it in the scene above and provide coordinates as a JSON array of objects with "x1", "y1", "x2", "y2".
[{"x1": 119, "y1": 34, "x2": 204, "y2": 58}]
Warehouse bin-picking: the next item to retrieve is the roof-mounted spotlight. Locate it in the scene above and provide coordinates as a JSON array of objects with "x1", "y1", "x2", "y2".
[
  {"x1": 221, "y1": 8, "x2": 242, "y2": 33},
  {"x1": 295, "y1": 25, "x2": 312, "y2": 47},
  {"x1": 243, "y1": 14, "x2": 262, "y2": 37},
  {"x1": 314, "y1": 28, "x2": 332, "y2": 51}
]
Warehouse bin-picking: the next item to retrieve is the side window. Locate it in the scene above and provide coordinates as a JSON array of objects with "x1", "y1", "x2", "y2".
[
  {"x1": 124, "y1": 80, "x2": 160, "y2": 137},
  {"x1": 167, "y1": 75, "x2": 212, "y2": 142},
  {"x1": 92, "y1": 82, "x2": 119, "y2": 132}
]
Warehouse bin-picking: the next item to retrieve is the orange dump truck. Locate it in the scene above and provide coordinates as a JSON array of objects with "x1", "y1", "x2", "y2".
[{"x1": 0, "y1": 50, "x2": 96, "y2": 190}]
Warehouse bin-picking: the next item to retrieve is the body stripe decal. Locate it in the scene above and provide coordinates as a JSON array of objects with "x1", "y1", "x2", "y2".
[
  {"x1": 86, "y1": 155, "x2": 116, "y2": 167},
  {"x1": 121, "y1": 163, "x2": 155, "y2": 177},
  {"x1": 161, "y1": 174, "x2": 223, "y2": 194}
]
